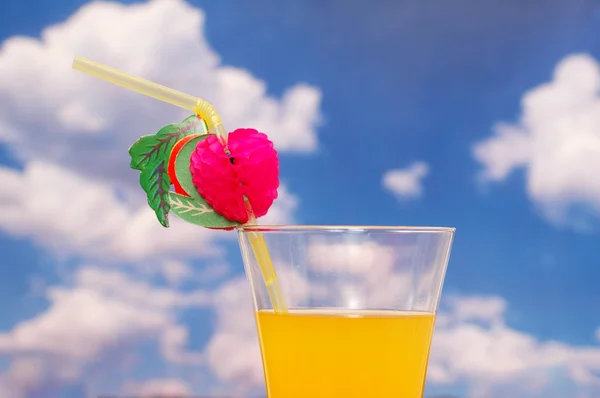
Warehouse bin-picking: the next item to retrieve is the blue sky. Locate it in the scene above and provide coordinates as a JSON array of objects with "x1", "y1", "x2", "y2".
[{"x1": 1, "y1": 0, "x2": 600, "y2": 397}]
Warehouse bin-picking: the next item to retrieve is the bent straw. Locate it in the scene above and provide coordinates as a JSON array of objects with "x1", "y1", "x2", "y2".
[
  {"x1": 72, "y1": 56, "x2": 288, "y2": 313},
  {"x1": 72, "y1": 56, "x2": 227, "y2": 139}
]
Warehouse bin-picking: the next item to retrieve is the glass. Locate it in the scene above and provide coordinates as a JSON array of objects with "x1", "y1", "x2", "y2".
[{"x1": 237, "y1": 225, "x2": 455, "y2": 398}]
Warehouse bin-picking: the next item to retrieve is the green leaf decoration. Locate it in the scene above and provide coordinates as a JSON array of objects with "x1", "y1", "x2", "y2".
[
  {"x1": 168, "y1": 192, "x2": 238, "y2": 228},
  {"x1": 129, "y1": 114, "x2": 209, "y2": 227},
  {"x1": 174, "y1": 134, "x2": 210, "y2": 201},
  {"x1": 140, "y1": 160, "x2": 171, "y2": 227},
  {"x1": 129, "y1": 115, "x2": 209, "y2": 171},
  {"x1": 129, "y1": 125, "x2": 178, "y2": 172}
]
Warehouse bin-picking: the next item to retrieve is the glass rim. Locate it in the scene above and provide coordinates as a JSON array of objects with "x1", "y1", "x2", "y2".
[{"x1": 237, "y1": 225, "x2": 456, "y2": 233}]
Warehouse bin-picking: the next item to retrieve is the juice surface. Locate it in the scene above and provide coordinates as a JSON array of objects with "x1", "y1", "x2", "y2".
[{"x1": 256, "y1": 309, "x2": 436, "y2": 398}]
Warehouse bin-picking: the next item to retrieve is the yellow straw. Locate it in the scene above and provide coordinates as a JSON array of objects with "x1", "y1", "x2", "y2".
[
  {"x1": 72, "y1": 56, "x2": 227, "y2": 140},
  {"x1": 72, "y1": 56, "x2": 287, "y2": 313},
  {"x1": 245, "y1": 204, "x2": 288, "y2": 312}
]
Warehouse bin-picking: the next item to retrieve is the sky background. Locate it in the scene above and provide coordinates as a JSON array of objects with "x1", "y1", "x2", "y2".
[{"x1": 1, "y1": 0, "x2": 600, "y2": 397}]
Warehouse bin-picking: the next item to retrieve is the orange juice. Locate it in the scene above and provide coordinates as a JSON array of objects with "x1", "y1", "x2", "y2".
[{"x1": 256, "y1": 309, "x2": 436, "y2": 398}]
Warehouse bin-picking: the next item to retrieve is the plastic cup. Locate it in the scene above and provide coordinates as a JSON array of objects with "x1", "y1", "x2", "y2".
[{"x1": 237, "y1": 225, "x2": 455, "y2": 398}]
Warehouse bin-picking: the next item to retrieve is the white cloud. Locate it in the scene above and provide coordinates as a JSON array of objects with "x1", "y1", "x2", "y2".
[
  {"x1": 431, "y1": 295, "x2": 600, "y2": 397},
  {"x1": 158, "y1": 260, "x2": 196, "y2": 286},
  {"x1": 0, "y1": 266, "x2": 208, "y2": 396},
  {"x1": 473, "y1": 53, "x2": 600, "y2": 227},
  {"x1": 382, "y1": 161, "x2": 429, "y2": 199},
  {"x1": 152, "y1": 260, "x2": 230, "y2": 287},
  {"x1": 124, "y1": 379, "x2": 192, "y2": 396},
  {"x1": 473, "y1": 123, "x2": 531, "y2": 182},
  {"x1": 204, "y1": 277, "x2": 264, "y2": 394},
  {"x1": 444, "y1": 295, "x2": 507, "y2": 326},
  {"x1": 0, "y1": 357, "x2": 73, "y2": 398},
  {"x1": 123, "y1": 378, "x2": 192, "y2": 396},
  {"x1": 0, "y1": 161, "x2": 222, "y2": 262},
  {"x1": 259, "y1": 184, "x2": 299, "y2": 225}
]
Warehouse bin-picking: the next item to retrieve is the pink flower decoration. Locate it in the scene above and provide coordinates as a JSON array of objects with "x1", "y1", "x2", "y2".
[{"x1": 190, "y1": 128, "x2": 279, "y2": 223}]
